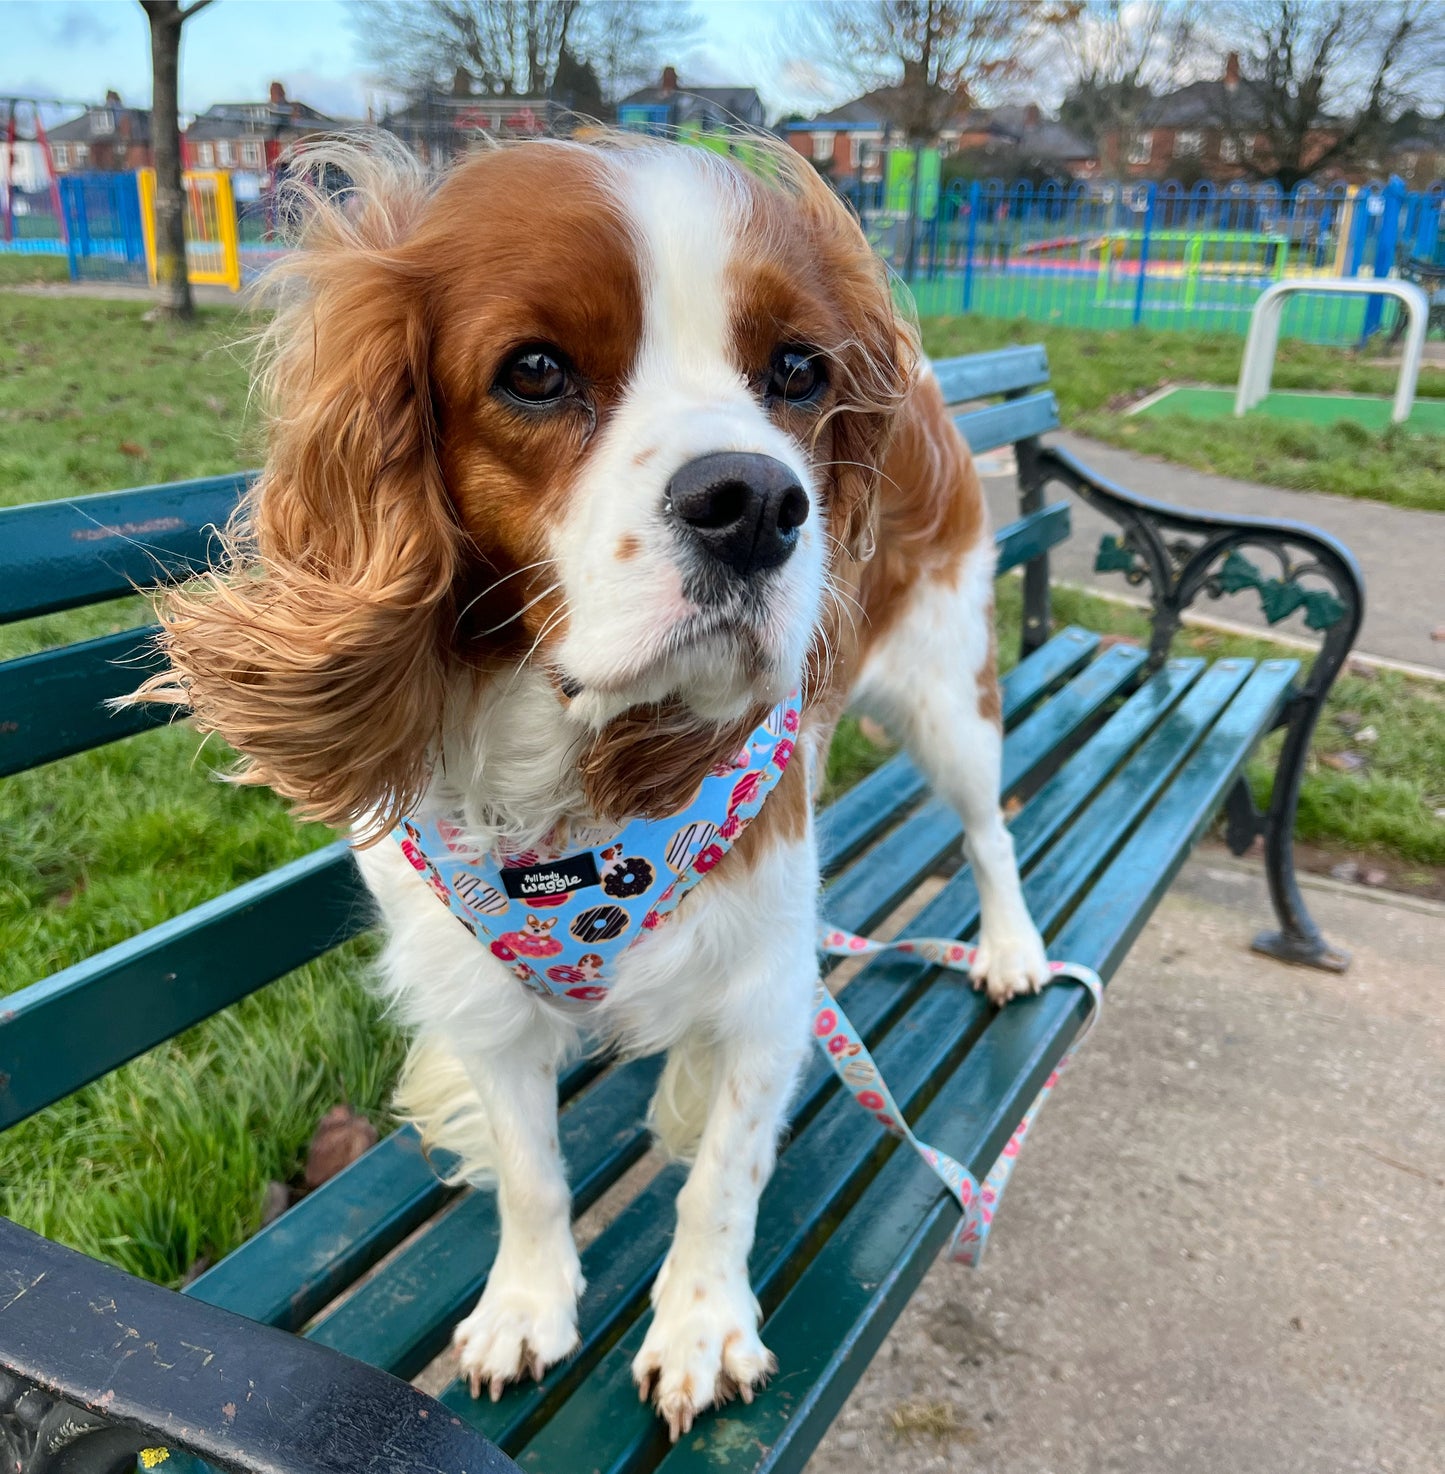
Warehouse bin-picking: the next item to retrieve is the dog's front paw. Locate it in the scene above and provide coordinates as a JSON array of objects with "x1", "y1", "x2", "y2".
[
  {"x1": 631, "y1": 1262, "x2": 774, "y2": 1441},
  {"x1": 972, "y1": 917, "x2": 1050, "y2": 1005},
  {"x1": 455, "y1": 1253, "x2": 583, "y2": 1401}
]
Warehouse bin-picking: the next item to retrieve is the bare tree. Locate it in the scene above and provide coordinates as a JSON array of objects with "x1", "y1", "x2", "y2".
[
  {"x1": 359, "y1": 0, "x2": 694, "y2": 103},
  {"x1": 1216, "y1": 0, "x2": 1445, "y2": 189},
  {"x1": 1056, "y1": 0, "x2": 1197, "y2": 166},
  {"x1": 811, "y1": 0, "x2": 1064, "y2": 145},
  {"x1": 140, "y1": 0, "x2": 212, "y2": 322}
]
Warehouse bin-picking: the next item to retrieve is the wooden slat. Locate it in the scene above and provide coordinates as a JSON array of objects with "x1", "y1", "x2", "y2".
[
  {"x1": 954, "y1": 390, "x2": 1060, "y2": 454},
  {"x1": 994, "y1": 501, "x2": 1070, "y2": 575},
  {"x1": 506, "y1": 660, "x2": 1256, "y2": 1474},
  {"x1": 0, "y1": 473, "x2": 251, "y2": 624},
  {"x1": 817, "y1": 626, "x2": 1099, "y2": 876},
  {"x1": 649, "y1": 659, "x2": 1300, "y2": 1474},
  {"x1": 0, "y1": 843, "x2": 369, "y2": 1129},
  {"x1": 929, "y1": 344, "x2": 1050, "y2": 404},
  {"x1": 0, "y1": 625, "x2": 172, "y2": 777}
]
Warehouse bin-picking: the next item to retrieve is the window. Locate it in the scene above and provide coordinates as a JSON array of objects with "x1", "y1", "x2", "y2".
[
  {"x1": 856, "y1": 134, "x2": 882, "y2": 171},
  {"x1": 1127, "y1": 131, "x2": 1152, "y2": 164},
  {"x1": 89, "y1": 109, "x2": 115, "y2": 136},
  {"x1": 216, "y1": 139, "x2": 233, "y2": 166},
  {"x1": 244, "y1": 105, "x2": 270, "y2": 122},
  {"x1": 196, "y1": 141, "x2": 215, "y2": 166},
  {"x1": 812, "y1": 132, "x2": 834, "y2": 163},
  {"x1": 1220, "y1": 135, "x2": 1241, "y2": 163},
  {"x1": 72, "y1": 143, "x2": 89, "y2": 165},
  {"x1": 52, "y1": 143, "x2": 69, "y2": 168},
  {"x1": 241, "y1": 139, "x2": 263, "y2": 167},
  {"x1": 1174, "y1": 130, "x2": 1204, "y2": 157}
]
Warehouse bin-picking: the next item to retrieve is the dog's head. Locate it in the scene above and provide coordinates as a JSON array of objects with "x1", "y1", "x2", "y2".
[{"x1": 143, "y1": 135, "x2": 913, "y2": 836}]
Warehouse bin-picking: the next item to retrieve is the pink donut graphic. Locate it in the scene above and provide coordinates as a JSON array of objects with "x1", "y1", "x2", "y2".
[
  {"x1": 565, "y1": 985, "x2": 607, "y2": 1001},
  {"x1": 498, "y1": 930, "x2": 563, "y2": 959}
]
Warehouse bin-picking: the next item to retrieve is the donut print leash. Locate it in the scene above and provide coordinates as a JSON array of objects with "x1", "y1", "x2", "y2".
[{"x1": 814, "y1": 925, "x2": 1104, "y2": 1265}]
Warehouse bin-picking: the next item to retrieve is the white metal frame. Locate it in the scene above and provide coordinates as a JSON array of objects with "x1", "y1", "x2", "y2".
[{"x1": 1235, "y1": 278, "x2": 1431, "y2": 425}]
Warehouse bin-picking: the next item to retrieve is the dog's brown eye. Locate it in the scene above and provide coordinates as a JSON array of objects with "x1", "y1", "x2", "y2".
[
  {"x1": 767, "y1": 348, "x2": 825, "y2": 404},
  {"x1": 499, "y1": 346, "x2": 569, "y2": 403}
]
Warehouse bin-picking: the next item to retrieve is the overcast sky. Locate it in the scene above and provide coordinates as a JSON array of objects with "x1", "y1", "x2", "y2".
[{"x1": 1, "y1": 0, "x2": 857, "y2": 124}]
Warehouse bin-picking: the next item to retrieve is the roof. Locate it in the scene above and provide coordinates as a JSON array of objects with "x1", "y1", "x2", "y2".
[
  {"x1": 49, "y1": 105, "x2": 150, "y2": 144},
  {"x1": 186, "y1": 100, "x2": 339, "y2": 140},
  {"x1": 381, "y1": 95, "x2": 564, "y2": 129},
  {"x1": 1139, "y1": 79, "x2": 1269, "y2": 130},
  {"x1": 619, "y1": 82, "x2": 762, "y2": 117}
]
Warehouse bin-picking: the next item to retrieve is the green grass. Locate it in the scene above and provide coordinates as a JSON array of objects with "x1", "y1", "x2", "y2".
[
  {"x1": 0, "y1": 252, "x2": 71, "y2": 286},
  {"x1": 2, "y1": 291, "x2": 1441, "y2": 1289},
  {"x1": 919, "y1": 314, "x2": 1445, "y2": 512},
  {"x1": 0, "y1": 294, "x2": 252, "y2": 510}
]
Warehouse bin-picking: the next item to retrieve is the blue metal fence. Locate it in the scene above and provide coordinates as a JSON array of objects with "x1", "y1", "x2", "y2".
[
  {"x1": 853, "y1": 174, "x2": 1445, "y2": 344},
  {"x1": 57, "y1": 173, "x2": 148, "y2": 284}
]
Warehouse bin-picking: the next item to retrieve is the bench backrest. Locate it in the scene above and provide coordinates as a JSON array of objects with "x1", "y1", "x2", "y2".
[{"x1": 0, "y1": 345, "x2": 1067, "y2": 1132}]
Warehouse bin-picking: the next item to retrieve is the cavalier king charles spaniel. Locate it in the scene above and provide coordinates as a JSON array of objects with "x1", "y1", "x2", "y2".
[{"x1": 137, "y1": 134, "x2": 1050, "y2": 1437}]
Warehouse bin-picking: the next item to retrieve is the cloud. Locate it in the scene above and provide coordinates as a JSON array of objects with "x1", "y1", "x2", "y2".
[{"x1": 48, "y1": 3, "x2": 117, "y2": 48}]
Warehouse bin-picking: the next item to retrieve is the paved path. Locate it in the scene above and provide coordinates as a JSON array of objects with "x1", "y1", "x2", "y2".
[
  {"x1": 810, "y1": 850, "x2": 1445, "y2": 1474},
  {"x1": 981, "y1": 432, "x2": 1445, "y2": 675}
]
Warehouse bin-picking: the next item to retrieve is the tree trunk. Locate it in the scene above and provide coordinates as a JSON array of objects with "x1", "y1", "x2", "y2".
[{"x1": 142, "y1": 0, "x2": 194, "y2": 321}]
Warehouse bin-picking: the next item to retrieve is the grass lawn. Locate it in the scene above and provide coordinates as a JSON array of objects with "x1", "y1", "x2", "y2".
[
  {"x1": 919, "y1": 315, "x2": 1445, "y2": 513},
  {"x1": 0, "y1": 252, "x2": 71, "y2": 286},
  {"x1": 2, "y1": 291, "x2": 1442, "y2": 1288}
]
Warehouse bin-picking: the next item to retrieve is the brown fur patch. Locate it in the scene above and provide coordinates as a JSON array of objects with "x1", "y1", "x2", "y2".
[
  {"x1": 614, "y1": 532, "x2": 640, "y2": 561},
  {"x1": 855, "y1": 371, "x2": 988, "y2": 655},
  {"x1": 977, "y1": 600, "x2": 1001, "y2": 728}
]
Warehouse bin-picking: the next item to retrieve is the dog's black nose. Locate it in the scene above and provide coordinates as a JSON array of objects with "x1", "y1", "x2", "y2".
[{"x1": 668, "y1": 452, "x2": 809, "y2": 577}]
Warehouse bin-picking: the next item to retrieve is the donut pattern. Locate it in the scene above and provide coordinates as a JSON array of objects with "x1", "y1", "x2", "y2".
[{"x1": 390, "y1": 690, "x2": 799, "y2": 998}]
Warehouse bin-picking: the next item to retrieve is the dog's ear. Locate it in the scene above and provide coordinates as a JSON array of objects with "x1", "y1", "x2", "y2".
[{"x1": 134, "y1": 170, "x2": 462, "y2": 841}]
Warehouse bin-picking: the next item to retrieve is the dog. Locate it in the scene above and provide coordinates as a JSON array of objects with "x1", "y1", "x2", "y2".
[{"x1": 135, "y1": 133, "x2": 1051, "y2": 1438}]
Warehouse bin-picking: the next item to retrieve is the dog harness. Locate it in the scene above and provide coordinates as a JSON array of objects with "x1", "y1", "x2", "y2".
[{"x1": 392, "y1": 689, "x2": 1102, "y2": 1263}]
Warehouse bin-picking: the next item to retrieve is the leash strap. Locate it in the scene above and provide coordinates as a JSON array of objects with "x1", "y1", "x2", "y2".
[{"x1": 814, "y1": 925, "x2": 1103, "y2": 1265}]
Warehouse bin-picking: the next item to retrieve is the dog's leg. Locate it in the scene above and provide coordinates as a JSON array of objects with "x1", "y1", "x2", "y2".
[
  {"x1": 356, "y1": 843, "x2": 582, "y2": 1398},
  {"x1": 630, "y1": 845, "x2": 815, "y2": 1439},
  {"x1": 853, "y1": 546, "x2": 1048, "y2": 1003}
]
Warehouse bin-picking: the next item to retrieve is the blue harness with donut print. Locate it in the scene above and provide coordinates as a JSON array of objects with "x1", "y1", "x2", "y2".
[{"x1": 391, "y1": 687, "x2": 1102, "y2": 1265}]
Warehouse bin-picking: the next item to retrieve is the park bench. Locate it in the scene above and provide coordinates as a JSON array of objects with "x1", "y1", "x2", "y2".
[{"x1": 0, "y1": 343, "x2": 1363, "y2": 1474}]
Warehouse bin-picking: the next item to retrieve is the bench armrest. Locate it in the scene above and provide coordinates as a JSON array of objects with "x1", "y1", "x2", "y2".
[
  {"x1": 0, "y1": 1218, "x2": 519, "y2": 1474},
  {"x1": 1035, "y1": 442, "x2": 1365, "y2": 971}
]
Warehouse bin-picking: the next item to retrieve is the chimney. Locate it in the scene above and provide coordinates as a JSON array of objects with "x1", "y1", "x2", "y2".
[
  {"x1": 1224, "y1": 51, "x2": 1240, "y2": 90},
  {"x1": 661, "y1": 66, "x2": 678, "y2": 96},
  {"x1": 104, "y1": 89, "x2": 121, "y2": 107},
  {"x1": 269, "y1": 81, "x2": 286, "y2": 105},
  {"x1": 452, "y1": 66, "x2": 472, "y2": 98}
]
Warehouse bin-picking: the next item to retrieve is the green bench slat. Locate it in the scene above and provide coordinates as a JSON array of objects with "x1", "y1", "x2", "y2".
[
  {"x1": 0, "y1": 474, "x2": 250, "y2": 624},
  {"x1": 651, "y1": 660, "x2": 1298, "y2": 1474},
  {"x1": 305, "y1": 1056, "x2": 664, "y2": 1376},
  {"x1": 185, "y1": 1047, "x2": 616, "y2": 1331},
  {"x1": 0, "y1": 503, "x2": 1072, "y2": 785},
  {"x1": 283, "y1": 643, "x2": 1133, "y2": 1379},
  {"x1": 929, "y1": 345, "x2": 1050, "y2": 403},
  {"x1": 0, "y1": 843, "x2": 369, "y2": 1129},
  {"x1": 0, "y1": 625, "x2": 171, "y2": 777},
  {"x1": 994, "y1": 501, "x2": 1070, "y2": 575},
  {"x1": 818, "y1": 626, "x2": 1099, "y2": 876},
  {"x1": 507, "y1": 659, "x2": 1241, "y2": 1474},
  {"x1": 823, "y1": 643, "x2": 1145, "y2": 933},
  {"x1": 954, "y1": 390, "x2": 1060, "y2": 455},
  {"x1": 443, "y1": 660, "x2": 1208, "y2": 1456}
]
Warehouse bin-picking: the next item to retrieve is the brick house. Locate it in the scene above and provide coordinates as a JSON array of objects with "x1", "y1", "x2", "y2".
[
  {"x1": 182, "y1": 83, "x2": 338, "y2": 175},
  {"x1": 617, "y1": 68, "x2": 765, "y2": 135},
  {"x1": 380, "y1": 87, "x2": 569, "y2": 166},
  {"x1": 47, "y1": 92, "x2": 151, "y2": 173},
  {"x1": 786, "y1": 94, "x2": 1094, "y2": 189}
]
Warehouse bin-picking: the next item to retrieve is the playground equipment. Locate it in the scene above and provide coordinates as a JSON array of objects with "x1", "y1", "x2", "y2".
[
  {"x1": 1, "y1": 98, "x2": 65, "y2": 247},
  {"x1": 1236, "y1": 279, "x2": 1430, "y2": 424},
  {"x1": 137, "y1": 167, "x2": 242, "y2": 292}
]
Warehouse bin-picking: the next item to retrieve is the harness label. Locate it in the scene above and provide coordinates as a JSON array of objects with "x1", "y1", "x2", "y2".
[{"x1": 500, "y1": 852, "x2": 601, "y2": 900}]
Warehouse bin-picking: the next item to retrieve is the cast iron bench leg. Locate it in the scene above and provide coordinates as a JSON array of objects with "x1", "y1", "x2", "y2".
[{"x1": 1035, "y1": 445, "x2": 1365, "y2": 972}]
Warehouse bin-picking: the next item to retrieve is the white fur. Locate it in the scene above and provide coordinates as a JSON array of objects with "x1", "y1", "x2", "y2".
[{"x1": 350, "y1": 147, "x2": 1046, "y2": 1433}]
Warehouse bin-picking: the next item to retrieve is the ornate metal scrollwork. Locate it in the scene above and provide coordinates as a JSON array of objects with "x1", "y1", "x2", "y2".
[
  {"x1": 0, "y1": 1369, "x2": 143, "y2": 1474},
  {"x1": 1039, "y1": 444, "x2": 1365, "y2": 973}
]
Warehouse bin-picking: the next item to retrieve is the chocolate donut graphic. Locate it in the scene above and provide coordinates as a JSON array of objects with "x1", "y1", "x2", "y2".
[
  {"x1": 450, "y1": 872, "x2": 507, "y2": 916},
  {"x1": 602, "y1": 855, "x2": 654, "y2": 899},
  {"x1": 570, "y1": 904, "x2": 630, "y2": 943},
  {"x1": 665, "y1": 821, "x2": 718, "y2": 874}
]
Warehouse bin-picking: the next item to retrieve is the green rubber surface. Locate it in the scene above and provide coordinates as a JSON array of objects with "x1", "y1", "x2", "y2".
[{"x1": 1136, "y1": 383, "x2": 1445, "y2": 433}]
